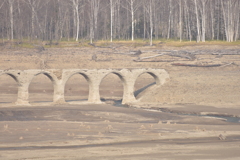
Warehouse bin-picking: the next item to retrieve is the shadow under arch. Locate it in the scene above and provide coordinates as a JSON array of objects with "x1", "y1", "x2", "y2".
[
  {"x1": 4, "y1": 73, "x2": 20, "y2": 84},
  {"x1": 99, "y1": 72, "x2": 125, "y2": 104},
  {"x1": 134, "y1": 72, "x2": 159, "y2": 99},
  {"x1": 64, "y1": 72, "x2": 90, "y2": 103},
  {"x1": 28, "y1": 72, "x2": 55, "y2": 104},
  {"x1": 0, "y1": 73, "x2": 19, "y2": 104}
]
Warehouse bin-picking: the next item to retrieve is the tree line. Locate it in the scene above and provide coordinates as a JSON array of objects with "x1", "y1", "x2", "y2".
[{"x1": 1, "y1": 0, "x2": 239, "y2": 45}]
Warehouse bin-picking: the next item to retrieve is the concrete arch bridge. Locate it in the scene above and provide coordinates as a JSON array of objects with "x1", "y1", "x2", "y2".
[{"x1": 0, "y1": 69, "x2": 169, "y2": 106}]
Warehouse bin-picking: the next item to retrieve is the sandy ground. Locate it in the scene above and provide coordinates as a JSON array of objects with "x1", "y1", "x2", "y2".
[
  {"x1": 0, "y1": 44, "x2": 240, "y2": 159},
  {"x1": 0, "y1": 105, "x2": 240, "y2": 160}
]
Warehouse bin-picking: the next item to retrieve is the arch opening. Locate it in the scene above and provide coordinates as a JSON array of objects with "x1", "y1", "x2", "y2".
[
  {"x1": 35, "y1": 72, "x2": 55, "y2": 83},
  {"x1": 0, "y1": 74, "x2": 18, "y2": 104},
  {"x1": 134, "y1": 72, "x2": 157, "y2": 100},
  {"x1": 99, "y1": 73, "x2": 124, "y2": 104},
  {"x1": 29, "y1": 73, "x2": 54, "y2": 105},
  {"x1": 64, "y1": 73, "x2": 89, "y2": 103}
]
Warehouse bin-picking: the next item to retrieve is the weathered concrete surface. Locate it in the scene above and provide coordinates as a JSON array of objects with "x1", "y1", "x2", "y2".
[{"x1": 0, "y1": 69, "x2": 169, "y2": 105}]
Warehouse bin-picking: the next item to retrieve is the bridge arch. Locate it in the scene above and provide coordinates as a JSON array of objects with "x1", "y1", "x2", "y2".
[
  {"x1": 134, "y1": 72, "x2": 157, "y2": 99},
  {"x1": 28, "y1": 71, "x2": 57, "y2": 104},
  {"x1": 32, "y1": 71, "x2": 58, "y2": 84},
  {"x1": 100, "y1": 71, "x2": 126, "y2": 84},
  {"x1": 64, "y1": 72, "x2": 90, "y2": 103},
  {"x1": 99, "y1": 71, "x2": 126, "y2": 103},
  {"x1": 134, "y1": 71, "x2": 161, "y2": 86},
  {"x1": 64, "y1": 72, "x2": 91, "y2": 84},
  {"x1": 0, "y1": 73, "x2": 19, "y2": 104},
  {"x1": 0, "y1": 73, "x2": 20, "y2": 84},
  {"x1": 132, "y1": 69, "x2": 168, "y2": 102}
]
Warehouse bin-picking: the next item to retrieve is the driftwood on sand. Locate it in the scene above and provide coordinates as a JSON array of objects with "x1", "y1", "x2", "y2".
[
  {"x1": 134, "y1": 50, "x2": 196, "y2": 62},
  {"x1": 171, "y1": 62, "x2": 234, "y2": 67}
]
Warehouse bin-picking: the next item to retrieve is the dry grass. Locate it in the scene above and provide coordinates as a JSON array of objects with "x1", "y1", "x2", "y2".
[{"x1": 2, "y1": 38, "x2": 240, "y2": 49}]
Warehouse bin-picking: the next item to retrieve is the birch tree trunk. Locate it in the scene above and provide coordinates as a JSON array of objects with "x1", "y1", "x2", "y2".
[
  {"x1": 25, "y1": 0, "x2": 41, "y2": 41},
  {"x1": 228, "y1": 1, "x2": 232, "y2": 42},
  {"x1": 76, "y1": 1, "x2": 80, "y2": 41},
  {"x1": 89, "y1": 0, "x2": 99, "y2": 43},
  {"x1": 30, "y1": 0, "x2": 36, "y2": 40},
  {"x1": 94, "y1": 0, "x2": 99, "y2": 40},
  {"x1": 72, "y1": 0, "x2": 79, "y2": 41},
  {"x1": 216, "y1": 0, "x2": 220, "y2": 40},
  {"x1": 89, "y1": 1, "x2": 94, "y2": 43},
  {"x1": 194, "y1": 0, "x2": 201, "y2": 42},
  {"x1": 149, "y1": 0, "x2": 153, "y2": 45},
  {"x1": 116, "y1": 0, "x2": 120, "y2": 39},
  {"x1": 201, "y1": 0, "x2": 207, "y2": 42},
  {"x1": 16, "y1": 0, "x2": 22, "y2": 41},
  {"x1": 221, "y1": 0, "x2": 235, "y2": 42},
  {"x1": 144, "y1": 0, "x2": 153, "y2": 45},
  {"x1": 234, "y1": 0, "x2": 239, "y2": 41},
  {"x1": 143, "y1": 5, "x2": 146, "y2": 40},
  {"x1": 184, "y1": 0, "x2": 191, "y2": 41},
  {"x1": 124, "y1": 0, "x2": 141, "y2": 41},
  {"x1": 8, "y1": 0, "x2": 14, "y2": 41},
  {"x1": 210, "y1": 0, "x2": 215, "y2": 40},
  {"x1": 130, "y1": 0, "x2": 134, "y2": 41},
  {"x1": 110, "y1": 0, "x2": 115, "y2": 42},
  {"x1": 153, "y1": 1, "x2": 160, "y2": 40},
  {"x1": 167, "y1": 0, "x2": 172, "y2": 39},
  {"x1": 179, "y1": 0, "x2": 182, "y2": 42},
  {"x1": 58, "y1": 1, "x2": 62, "y2": 40}
]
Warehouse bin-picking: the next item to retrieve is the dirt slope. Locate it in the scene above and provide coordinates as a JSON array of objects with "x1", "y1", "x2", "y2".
[{"x1": 139, "y1": 67, "x2": 240, "y2": 105}]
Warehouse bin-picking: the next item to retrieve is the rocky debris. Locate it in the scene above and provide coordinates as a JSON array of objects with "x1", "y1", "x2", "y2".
[
  {"x1": 218, "y1": 134, "x2": 226, "y2": 140},
  {"x1": 92, "y1": 54, "x2": 97, "y2": 61}
]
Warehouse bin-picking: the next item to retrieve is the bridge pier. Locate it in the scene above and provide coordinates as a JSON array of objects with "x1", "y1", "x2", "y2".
[
  {"x1": 88, "y1": 78, "x2": 102, "y2": 104},
  {"x1": 122, "y1": 78, "x2": 137, "y2": 104},
  {"x1": 15, "y1": 83, "x2": 30, "y2": 106},
  {"x1": 15, "y1": 73, "x2": 31, "y2": 106},
  {"x1": 53, "y1": 80, "x2": 66, "y2": 104}
]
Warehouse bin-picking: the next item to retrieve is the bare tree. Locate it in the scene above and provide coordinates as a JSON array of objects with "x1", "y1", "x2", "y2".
[
  {"x1": 194, "y1": 0, "x2": 201, "y2": 42},
  {"x1": 7, "y1": 0, "x2": 14, "y2": 41},
  {"x1": 144, "y1": 0, "x2": 154, "y2": 45},
  {"x1": 209, "y1": 0, "x2": 215, "y2": 40},
  {"x1": 0, "y1": 0, "x2": 239, "y2": 43},
  {"x1": 184, "y1": 0, "x2": 192, "y2": 41},
  {"x1": 110, "y1": 0, "x2": 116, "y2": 42},
  {"x1": 234, "y1": 0, "x2": 239, "y2": 41},
  {"x1": 123, "y1": 0, "x2": 142, "y2": 41},
  {"x1": 72, "y1": 0, "x2": 80, "y2": 41},
  {"x1": 167, "y1": 0, "x2": 172, "y2": 39},
  {"x1": 221, "y1": 0, "x2": 238, "y2": 42},
  {"x1": 199, "y1": 0, "x2": 208, "y2": 42},
  {"x1": 24, "y1": 0, "x2": 44, "y2": 40},
  {"x1": 179, "y1": 0, "x2": 182, "y2": 42},
  {"x1": 89, "y1": 0, "x2": 100, "y2": 43}
]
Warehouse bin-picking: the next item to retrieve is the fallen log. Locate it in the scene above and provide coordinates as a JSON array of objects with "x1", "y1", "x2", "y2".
[
  {"x1": 129, "y1": 50, "x2": 142, "y2": 55},
  {"x1": 134, "y1": 52, "x2": 195, "y2": 62},
  {"x1": 172, "y1": 63, "x2": 222, "y2": 67},
  {"x1": 133, "y1": 60, "x2": 174, "y2": 62},
  {"x1": 212, "y1": 53, "x2": 240, "y2": 55},
  {"x1": 220, "y1": 62, "x2": 234, "y2": 67},
  {"x1": 168, "y1": 53, "x2": 196, "y2": 60},
  {"x1": 134, "y1": 53, "x2": 164, "y2": 61}
]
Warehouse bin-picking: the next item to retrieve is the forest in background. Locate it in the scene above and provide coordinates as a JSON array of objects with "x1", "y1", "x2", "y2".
[{"x1": 0, "y1": 0, "x2": 239, "y2": 45}]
